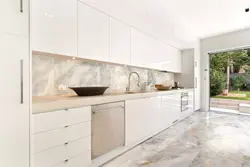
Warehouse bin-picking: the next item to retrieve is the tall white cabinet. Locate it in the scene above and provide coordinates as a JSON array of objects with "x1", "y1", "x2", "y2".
[
  {"x1": 0, "y1": 0, "x2": 29, "y2": 36},
  {"x1": 0, "y1": 1, "x2": 30, "y2": 167}
]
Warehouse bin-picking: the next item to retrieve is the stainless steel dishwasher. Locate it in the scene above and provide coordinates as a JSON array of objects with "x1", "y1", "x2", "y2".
[{"x1": 91, "y1": 101, "x2": 125, "y2": 159}]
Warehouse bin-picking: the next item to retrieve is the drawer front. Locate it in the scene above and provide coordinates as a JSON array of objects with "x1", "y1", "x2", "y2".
[
  {"x1": 33, "y1": 106, "x2": 91, "y2": 134},
  {"x1": 33, "y1": 121, "x2": 91, "y2": 154},
  {"x1": 52, "y1": 153, "x2": 91, "y2": 167},
  {"x1": 33, "y1": 137, "x2": 91, "y2": 167},
  {"x1": 67, "y1": 136, "x2": 91, "y2": 158}
]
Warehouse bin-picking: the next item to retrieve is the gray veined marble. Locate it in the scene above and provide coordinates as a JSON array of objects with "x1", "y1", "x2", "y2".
[
  {"x1": 32, "y1": 54, "x2": 175, "y2": 96},
  {"x1": 102, "y1": 111, "x2": 250, "y2": 167}
]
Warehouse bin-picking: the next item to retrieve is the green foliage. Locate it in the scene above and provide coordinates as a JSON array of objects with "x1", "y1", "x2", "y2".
[
  {"x1": 210, "y1": 49, "x2": 250, "y2": 95},
  {"x1": 231, "y1": 76, "x2": 244, "y2": 90},
  {"x1": 210, "y1": 69, "x2": 226, "y2": 96},
  {"x1": 210, "y1": 50, "x2": 250, "y2": 73}
]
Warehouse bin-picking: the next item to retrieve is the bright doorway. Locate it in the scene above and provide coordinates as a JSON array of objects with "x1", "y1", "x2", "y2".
[{"x1": 209, "y1": 49, "x2": 250, "y2": 114}]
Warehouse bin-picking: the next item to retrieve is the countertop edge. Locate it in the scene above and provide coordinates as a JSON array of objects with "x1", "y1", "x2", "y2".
[{"x1": 33, "y1": 88, "x2": 194, "y2": 114}]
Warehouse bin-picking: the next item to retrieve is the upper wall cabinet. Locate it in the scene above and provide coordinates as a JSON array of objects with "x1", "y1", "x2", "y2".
[
  {"x1": 131, "y1": 29, "x2": 157, "y2": 68},
  {"x1": 131, "y1": 28, "x2": 182, "y2": 73},
  {"x1": 110, "y1": 18, "x2": 131, "y2": 64},
  {"x1": 78, "y1": 2, "x2": 110, "y2": 62},
  {"x1": 32, "y1": 0, "x2": 77, "y2": 56},
  {"x1": 0, "y1": 0, "x2": 28, "y2": 37}
]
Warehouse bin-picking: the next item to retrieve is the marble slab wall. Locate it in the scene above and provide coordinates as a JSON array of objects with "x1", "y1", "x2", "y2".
[{"x1": 33, "y1": 54, "x2": 175, "y2": 96}]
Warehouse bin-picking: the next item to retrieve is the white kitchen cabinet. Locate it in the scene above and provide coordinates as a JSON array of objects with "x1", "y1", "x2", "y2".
[
  {"x1": 78, "y1": 2, "x2": 110, "y2": 61},
  {"x1": 32, "y1": 0, "x2": 77, "y2": 56},
  {"x1": 147, "y1": 96, "x2": 162, "y2": 135},
  {"x1": 131, "y1": 28, "x2": 182, "y2": 72},
  {"x1": 32, "y1": 107, "x2": 91, "y2": 167},
  {"x1": 0, "y1": 0, "x2": 28, "y2": 36},
  {"x1": 126, "y1": 96, "x2": 162, "y2": 145},
  {"x1": 130, "y1": 28, "x2": 157, "y2": 68},
  {"x1": 125, "y1": 98, "x2": 147, "y2": 145},
  {"x1": 161, "y1": 93, "x2": 181, "y2": 129},
  {"x1": 0, "y1": 33, "x2": 30, "y2": 167},
  {"x1": 110, "y1": 18, "x2": 131, "y2": 64}
]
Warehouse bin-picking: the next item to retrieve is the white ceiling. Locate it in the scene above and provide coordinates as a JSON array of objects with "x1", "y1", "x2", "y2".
[
  {"x1": 166, "y1": 0, "x2": 250, "y2": 38},
  {"x1": 82, "y1": 0, "x2": 250, "y2": 47}
]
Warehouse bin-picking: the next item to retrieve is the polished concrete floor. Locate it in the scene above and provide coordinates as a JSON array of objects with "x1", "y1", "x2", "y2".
[{"x1": 102, "y1": 111, "x2": 250, "y2": 167}]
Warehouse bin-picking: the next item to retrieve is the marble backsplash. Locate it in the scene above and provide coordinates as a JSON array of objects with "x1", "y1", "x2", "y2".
[{"x1": 33, "y1": 54, "x2": 174, "y2": 96}]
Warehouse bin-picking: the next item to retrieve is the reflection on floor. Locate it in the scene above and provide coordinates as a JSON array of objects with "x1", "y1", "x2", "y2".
[{"x1": 102, "y1": 111, "x2": 250, "y2": 167}]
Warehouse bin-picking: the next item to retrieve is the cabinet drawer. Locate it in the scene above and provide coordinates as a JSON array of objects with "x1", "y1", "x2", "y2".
[
  {"x1": 33, "y1": 106, "x2": 91, "y2": 134},
  {"x1": 33, "y1": 137, "x2": 91, "y2": 167},
  {"x1": 52, "y1": 153, "x2": 91, "y2": 167},
  {"x1": 33, "y1": 121, "x2": 91, "y2": 153}
]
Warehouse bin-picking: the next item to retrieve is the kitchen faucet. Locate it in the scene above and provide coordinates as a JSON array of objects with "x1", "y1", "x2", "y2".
[{"x1": 126, "y1": 72, "x2": 140, "y2": 91}]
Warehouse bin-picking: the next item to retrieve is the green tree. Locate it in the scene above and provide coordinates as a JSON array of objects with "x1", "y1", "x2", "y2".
[{"x1": 234, "y1": 76, "x2": 244, "y2": 91}]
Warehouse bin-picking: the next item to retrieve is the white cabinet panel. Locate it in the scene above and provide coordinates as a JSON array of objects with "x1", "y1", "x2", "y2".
[
  {"x1": 32, "y1": 0, "x2": 77, "y2": 56},
  {"x1": 147, "y1": 97, "x2": 162, "y2": 135},
  {"x1": 52, "y1": 153, "x2": 91, "y2": 167},
  {"x1": 131, "y1": 28, "x2": 155, "y2": 68},
  {"x1": 33, "y1": 121, "x2": 91, "y2": 153},
  {"x1": 125, "y1": 98, "x2": 147, "y2": 145},
  {"x1": 33, "y1": 106, "x2": 91, "y2": 134},
  {"x1": 0, "y1": 33, "x2": 29, "y2": 167},
  {"x1": 33, "y1": 137, "x2": 90, "y2": 167},
  {"x1": 78, "y1": 2, "x2": 110, "y2": 61},
  {"x1": 110, "y1": 18, "x2": 131, "y2": 64},
  {"x1": 161, "y1": 93, "x2": 181, "y2": 129},
  {"x1": 0, "y1": 0, "x2": 28, "y2": 36},
  {"x1": 125, "y1": 96, "x2": 162, "y2": 145},
  {"x1": 131, "y1": 28, "x2": 182, "y2": 72}
]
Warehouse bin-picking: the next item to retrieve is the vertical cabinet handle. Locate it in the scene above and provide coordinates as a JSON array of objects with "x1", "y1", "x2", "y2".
[
  {"x1": 20, "y1": 60, "x2": 24, "y2": 104},
  {"x1": 20, "y1": 0, "x2": 23, "y2": 13}
]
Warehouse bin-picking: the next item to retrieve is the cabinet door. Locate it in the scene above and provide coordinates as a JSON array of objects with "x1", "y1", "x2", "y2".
[
  {"x1": 160, "y1": 47, "x2": 182, "y2": 73},
  {"x1": 110, "y1": 18, "x2": 131, "y2": 64},
  {"x1": 161, "y1": 93, "x2": 181, "y2": 129},
  {"x1": 78, "y1": 2, "x2": 110, "y2": 61},
  {"x1": 0, "y1": 33, "x2": 29, "y2": 167},
  {"x1": 131, "y1": 28, "x2": 155, "y2": 68},
  {"x1": 32, "y1": 0, "x2": 77, "y2": 56},
  {"x1": 0, "y1": 0, "x2": 28, "y2": 36},
  {"x1": 125, "y1": 98, "x2": 146, "y2": 145},
  {"x1": 147, "y1": 97, "x2": 162, "y2": 135}
]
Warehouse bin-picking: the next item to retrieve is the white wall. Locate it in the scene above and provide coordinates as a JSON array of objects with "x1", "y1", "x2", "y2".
[{"x1": 200, "y1": 28, "x2": 250, "y2": 111}]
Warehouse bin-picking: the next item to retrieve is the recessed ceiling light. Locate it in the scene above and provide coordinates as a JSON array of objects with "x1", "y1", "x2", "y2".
[{"x1": 245, "y1": 8, "x2": 249, "y2": 12}]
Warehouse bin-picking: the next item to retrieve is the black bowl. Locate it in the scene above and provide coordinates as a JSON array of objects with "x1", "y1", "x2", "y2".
[{"x1": 69, "y1": 87, "x2": 109, "y2": 96}]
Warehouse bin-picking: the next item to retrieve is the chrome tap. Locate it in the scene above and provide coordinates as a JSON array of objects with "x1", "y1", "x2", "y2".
[{"x1": 126, "y1": 72, "x2": 140, "y2": 91}]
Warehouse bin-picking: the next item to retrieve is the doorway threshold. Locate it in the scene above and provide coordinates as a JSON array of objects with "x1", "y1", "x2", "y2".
[{"x1": 210, "y1": 107, "x2": 250, "y2": 116}]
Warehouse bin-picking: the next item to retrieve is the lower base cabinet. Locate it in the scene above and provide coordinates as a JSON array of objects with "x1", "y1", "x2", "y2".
[
  {"x1": 161, "y1": 93, "x2": 181, "y2": 129},
  {"x1": 125, "y1": 97, "x2": 161, "y2": 145}
]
